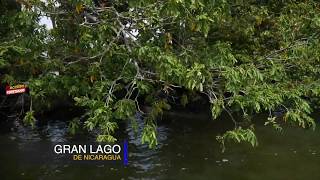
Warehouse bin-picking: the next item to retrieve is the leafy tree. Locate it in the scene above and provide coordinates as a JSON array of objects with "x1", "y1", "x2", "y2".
[{"x1": 1, "y1": 0, "x2": 320, "y2": 148}]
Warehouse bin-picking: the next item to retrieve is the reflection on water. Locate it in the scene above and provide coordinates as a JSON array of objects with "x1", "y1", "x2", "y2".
[{"x1": 0, "y1": 112, "x2": 320, "y2": 180}]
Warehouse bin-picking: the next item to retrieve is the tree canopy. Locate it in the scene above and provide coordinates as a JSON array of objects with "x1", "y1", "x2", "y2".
[{"x1": 1, "y1": 0, "x2": 320, "y2": 148}]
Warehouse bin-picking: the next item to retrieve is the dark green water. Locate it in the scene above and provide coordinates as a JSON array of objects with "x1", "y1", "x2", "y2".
[{"x1": 0, "y1": 112, "x2": 320, "y2": 180}]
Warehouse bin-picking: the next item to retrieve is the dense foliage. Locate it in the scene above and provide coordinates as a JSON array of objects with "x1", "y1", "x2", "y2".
[{"x1": 1, "y1": 0, "x2": 320, "y2": 149}]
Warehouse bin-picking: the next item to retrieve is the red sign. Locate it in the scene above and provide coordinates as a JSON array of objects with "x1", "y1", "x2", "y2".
[{"x1": 6, "y1": 84, "x2": 27, "y2": 95}]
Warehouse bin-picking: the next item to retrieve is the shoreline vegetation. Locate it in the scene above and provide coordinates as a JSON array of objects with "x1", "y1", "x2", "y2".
[{"x1": 1, "y1": 0, "x2": 320, "y2": 149}]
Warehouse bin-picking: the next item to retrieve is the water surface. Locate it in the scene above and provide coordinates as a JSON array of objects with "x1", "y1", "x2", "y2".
[{"x1": 0, "y1": 112, "x2": 320, "y2": 180}]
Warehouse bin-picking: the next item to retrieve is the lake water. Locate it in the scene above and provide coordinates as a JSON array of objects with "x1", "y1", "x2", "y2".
[{"x1": 0, "y1": 111, "x2": 320, "y2": 180}]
